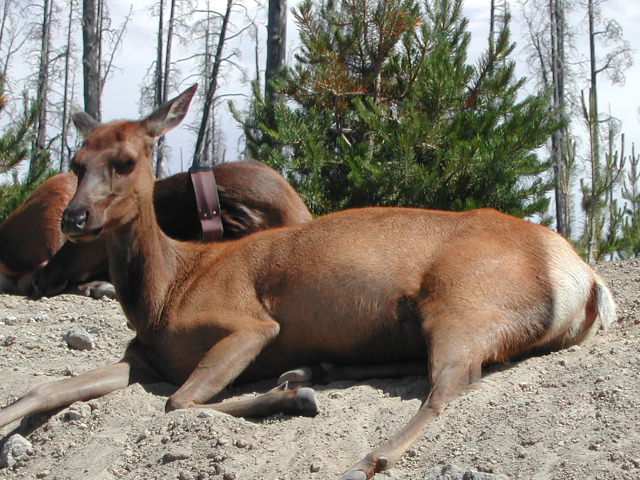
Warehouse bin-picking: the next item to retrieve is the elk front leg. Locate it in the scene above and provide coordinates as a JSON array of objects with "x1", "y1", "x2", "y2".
[
  {"x1": 0, "y1": 341, "x2": 157, "y2": 430},
  {"x1": 165, "y1": 321, "x2": 318, "y2": 418},
  {"x1": 185, "y1": 381, "x2": 319, "y2": 418}
]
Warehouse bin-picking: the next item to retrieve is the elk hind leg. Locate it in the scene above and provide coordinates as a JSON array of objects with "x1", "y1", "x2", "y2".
[
  {"x1": 338, "y1": 321, "x2": 484, "y2": 480},
  {"x1": 279, "y1": 361, "x2": 426, "y2": 385}
]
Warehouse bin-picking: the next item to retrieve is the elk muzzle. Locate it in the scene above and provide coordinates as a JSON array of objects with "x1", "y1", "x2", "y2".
[{"x1": 61, "y1": 203, "x2": 98, "y2": 241}]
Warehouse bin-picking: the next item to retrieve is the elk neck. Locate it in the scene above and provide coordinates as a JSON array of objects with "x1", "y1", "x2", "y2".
[{"x1": 104, "y1": 178, "x2": 193, "y2": 336}]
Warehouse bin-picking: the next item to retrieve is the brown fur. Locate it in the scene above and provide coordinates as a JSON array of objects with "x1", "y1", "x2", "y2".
[
  {"x1": 0, "y1": 86, "x2": 616, "y2": 480},
  {"x1": 0, "y1": 174, "x2": 76, "y2": 293}
]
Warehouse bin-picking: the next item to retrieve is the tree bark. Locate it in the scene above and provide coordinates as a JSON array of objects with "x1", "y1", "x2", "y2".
[
  {"x1": 265, "y1": 0, "x2": 286, "y2": 105},
  {"x1": 550, "y1": 0, "x2": 567, "y2": 237},
  {"x1": 192, "y1": 0, "x2": 233, "y2": 169},
  {"x1": 154, "y1": 0, "x2": 177, "y2": 178},
  {"x1": 586, "y1": 0, "x2": 600, "y2": 262},
  {"x1": 82, "y1": 0, "x2": 101, "y2": 121},
  {"x1": 154, "y1": 0, "x2": 165, "y2": 178},
  {"x1": 29, "y1": 0, "x2": 53, "y2": 182},
  {"x1": 60, "y1": 0, "x2": 75, "y2": 172}
]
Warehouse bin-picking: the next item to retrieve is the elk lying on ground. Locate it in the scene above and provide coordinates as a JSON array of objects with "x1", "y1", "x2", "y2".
[
  {"x1": 2, "y1": 161, "x2": 311, "y2": 297},
  {"x1": 0, "y1": 86, "x2": 616, "y2": 480},
  {"x1": 0, "y1": 174, "x2": 77, "y2": 295}
]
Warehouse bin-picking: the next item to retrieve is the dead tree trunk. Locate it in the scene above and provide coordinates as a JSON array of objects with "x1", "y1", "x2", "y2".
[
  {"x1": 82, "y1": 0, "x2": 101, "y2": 121},
  {"x1": 550, "y1": 0, "x2": 568, "y2": 237},
  {"x1": 192, "y1": 0, "x2": 233, "y2": 169},
  {"x1": 60, "y1": 0, "x2": 75, "y2": 172},
  {"x1": 584, "y1": 0, "x2": 600, "y2": 262},
  {"x1": 154, "y1": 0, "x2": 176, "y2": 178},
  {"x1": 265, "y1": 0, "x2": 286, "y2": 105},
  {"x1": 29, "y1": 0, "x2": 53, "y2": 182}
]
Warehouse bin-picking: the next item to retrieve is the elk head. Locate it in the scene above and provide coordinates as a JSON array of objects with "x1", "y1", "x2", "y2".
[{"x1": 61, "y1": 85, "x2": 197, "y2": 242}]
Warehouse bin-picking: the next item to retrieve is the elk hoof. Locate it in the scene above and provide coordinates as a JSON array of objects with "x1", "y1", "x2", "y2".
[
  {"x1": 278, "y1": 367, "x2": 313, "y2": 384},
  {"x1": 91, "y1": 283, "x2": 116, "y2": 299},
  {"x1": 338, "y1": 471, "x2": 367, "y2": 480},
  {"x1": 295, "y1": 387, "x2": 319, "y2": 417}
]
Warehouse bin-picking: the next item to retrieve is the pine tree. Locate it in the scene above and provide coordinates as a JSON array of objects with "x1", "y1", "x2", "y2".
[
  {"x1": 621, "y1": 143, "x2": 640, "y2": 257},
  {"x1": 0, "y1": 84, "x2": 51, "y2": 223},
  {"x1": 235, "y1": 0, "x2": 559, "y2": 217}
]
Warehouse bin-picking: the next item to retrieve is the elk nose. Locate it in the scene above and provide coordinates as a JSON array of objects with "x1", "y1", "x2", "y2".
[{"x1": 61, "y1": 204, "x2": 89, "y2": 233}]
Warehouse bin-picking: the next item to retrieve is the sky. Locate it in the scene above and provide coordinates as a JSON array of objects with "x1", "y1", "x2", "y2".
[{"x1": 99, "y1": 0, "x2": 640, "y2": 176}]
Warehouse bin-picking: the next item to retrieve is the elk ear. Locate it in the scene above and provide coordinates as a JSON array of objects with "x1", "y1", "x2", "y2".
[
  {"x1": 142, "y1": 84, "x2": 198, "y2": 138},
  {"x1": 72, "y1": 111, "x2": 100, "y2": 138}
]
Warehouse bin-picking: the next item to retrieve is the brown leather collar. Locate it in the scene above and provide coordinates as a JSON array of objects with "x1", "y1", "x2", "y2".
[{"x1": 189, "y1": 166, "x2": 224, "y2": 241}]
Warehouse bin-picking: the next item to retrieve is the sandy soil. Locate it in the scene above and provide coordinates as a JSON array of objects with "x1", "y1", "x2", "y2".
[{"x1": 0, "y1": 260, "x2": 638, "y2": 480}]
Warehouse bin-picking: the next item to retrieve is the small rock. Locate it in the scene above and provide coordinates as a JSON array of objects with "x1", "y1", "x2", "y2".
[
  {"x1": 310, "y1": 463, "x2": 321, "y2": 473},
  {"x1": 3, "y1": 316, "x2": 17, "y2": 326},
  {"x1": 162, "y1": 448, "x2": 192, "y2": 463},
  {"x1": 67, "y1": 402, "x2": 92, "y2": 421},
  {"x1": 424, "y1": 463, "x2": 510, "y2": 480},
  {"x1": 36, "y1": 471, "x2": 49, "y2": 478},
  {"x1": 32, "y1": 311, "x2": 48, "y2": 322},
  {"x1": 63, "y1": 327, "x2": 95, "y2": 351},
  {"x1": 208, "y1": 453, "x2": 226, "y2": 462},
  {"x1": 2, "y1": 335, "x2": 17, "y2": 347},
  {"x1": 1, "y1": 434, "x2": 33, "y2": 468}
]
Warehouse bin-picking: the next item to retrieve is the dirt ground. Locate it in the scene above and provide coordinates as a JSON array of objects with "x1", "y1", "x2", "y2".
[{"x1": 0, "y1": 260, "x2": 638, "y2": 480}]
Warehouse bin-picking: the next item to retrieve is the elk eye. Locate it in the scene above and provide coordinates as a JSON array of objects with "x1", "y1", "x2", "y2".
[{"x1": 113, "y1": 158, "x2": 135, "y2": 175}]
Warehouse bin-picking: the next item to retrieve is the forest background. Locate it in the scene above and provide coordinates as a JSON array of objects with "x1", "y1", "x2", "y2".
[{"x1": 0, "y1": 0, "x2": 638, "y2": 262}]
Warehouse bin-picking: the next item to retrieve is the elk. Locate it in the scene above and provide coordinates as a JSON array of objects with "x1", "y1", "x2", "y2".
[
  {"x1": 0, "y1": 86, "x2": 616, "y2": 480},
  {"x1": 0, "y1": 173, "x2": 77, "y2": 295},
  {"x1": 4, "y1": 161, "x2": 311, "y2": 297}
]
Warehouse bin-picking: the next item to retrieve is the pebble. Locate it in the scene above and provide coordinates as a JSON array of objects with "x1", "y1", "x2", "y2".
[
  {"x1": 424, "y1": 463, "x2": 510, "y2": 479},
  {"x1": 63, "y1": 327, "x2": 95, "y2": 350},
  {"x1": 31, "y1": 311, "x2": 48, "y2": 322},
  {"x1": 162, "y1": 448, "x2": 191, "y2": 463},
  {"x1": 3, "y1": 315, "x2": 18, "y2": 325},
  {"x1": 1, "y1": 434, "x2": 33, "y2": 468},
  {"x1": 67, "y1": 402, "x2": 92, "y2": 421}
]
